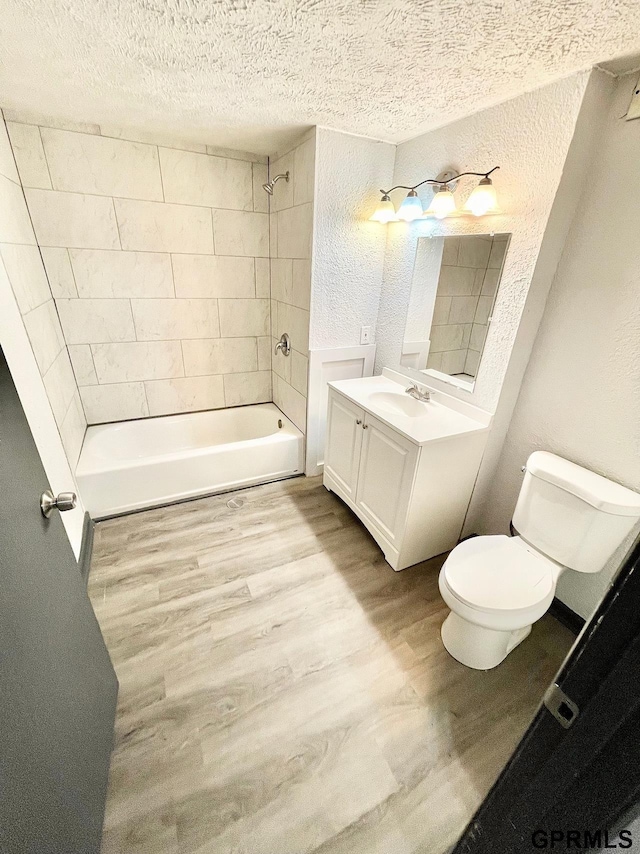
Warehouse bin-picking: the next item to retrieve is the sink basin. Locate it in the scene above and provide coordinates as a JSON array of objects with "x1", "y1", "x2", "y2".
[{"x1": 367, "y1": 391, "x2": 429, "y2": 419}]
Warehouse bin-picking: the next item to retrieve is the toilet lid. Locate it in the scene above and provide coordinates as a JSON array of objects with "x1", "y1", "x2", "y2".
[{"x1": 443, "y1": 535, "x2": 556, "y2": 612}]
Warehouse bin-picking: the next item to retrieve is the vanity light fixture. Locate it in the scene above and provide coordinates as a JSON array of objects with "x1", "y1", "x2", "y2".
[{"x1": 370, "y1": 166, "x2": 500, "y2": 223}]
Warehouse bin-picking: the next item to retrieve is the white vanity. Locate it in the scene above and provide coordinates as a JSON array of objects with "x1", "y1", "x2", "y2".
[{"x1": 323, "y1": 369, "x2": 491, "y2": 570}]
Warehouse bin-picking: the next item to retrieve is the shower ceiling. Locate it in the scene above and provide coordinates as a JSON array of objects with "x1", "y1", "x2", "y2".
[{"x1": 1, "y1": 0, "x2": 639, "y2": 155}]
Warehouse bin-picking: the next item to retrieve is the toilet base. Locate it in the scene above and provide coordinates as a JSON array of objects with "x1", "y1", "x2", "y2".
[{"x1": 441, "y1": 612, "x2": 532, "y2": 670}]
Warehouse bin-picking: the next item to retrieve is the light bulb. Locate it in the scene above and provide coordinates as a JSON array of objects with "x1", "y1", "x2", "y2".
[
  {"x1": 369, "y1": 194, "x2": 397, "y2": 223},
  {"x1": 465, "y1": 177, "x2": 498, "y2": 216},
  {"x1": 426, "y1": 185, "x2": 456, "y2": 219},
  {"x1": 396, "y1": 190, "x2": 423, "y2": 222}
]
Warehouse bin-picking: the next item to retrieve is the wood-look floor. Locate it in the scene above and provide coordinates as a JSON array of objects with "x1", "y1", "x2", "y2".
[{"x1": 89, "y1": 475, "x2": 574, "y2": 854}]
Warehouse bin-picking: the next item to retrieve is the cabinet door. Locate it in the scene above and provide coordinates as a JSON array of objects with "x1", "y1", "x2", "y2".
[
  {"x1": 355, "y1": 413, "x2": 419, "y2": 546},
  {"x1": 324, "y1": 392, "x2": 364, "y2": 502}
]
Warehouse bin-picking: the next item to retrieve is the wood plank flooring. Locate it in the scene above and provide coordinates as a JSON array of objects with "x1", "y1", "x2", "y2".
[{"x1": 89, "y1": 475, "x2": 574, "y2": 854}]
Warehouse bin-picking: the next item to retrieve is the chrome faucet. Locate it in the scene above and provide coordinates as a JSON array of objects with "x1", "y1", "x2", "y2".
[
  {"x1": 274, "y1": 332, "x2": 291, "y2": 356},
  {"x1": 405, "y1": 383, "x2": 431, "y2": 402}
]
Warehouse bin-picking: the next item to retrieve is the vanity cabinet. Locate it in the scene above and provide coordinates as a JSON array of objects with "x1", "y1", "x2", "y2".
[{"x1": 323, "y1": 384, "x2": 489, "y2": 571}]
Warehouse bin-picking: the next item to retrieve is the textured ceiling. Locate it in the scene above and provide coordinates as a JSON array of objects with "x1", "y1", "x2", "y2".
[{"x1": 1, "y1": 0, "x2": 640, "y2": 155}]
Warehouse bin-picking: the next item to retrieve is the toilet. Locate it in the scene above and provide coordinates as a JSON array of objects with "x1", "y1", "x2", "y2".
[{"x1": 439, "y1": 451, "x2": 640, "y2": 670}]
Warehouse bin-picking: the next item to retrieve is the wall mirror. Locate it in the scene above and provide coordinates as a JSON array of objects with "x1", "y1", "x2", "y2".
[{"x1": 399, "y1": 232, "x2": 511, "y2": 388}]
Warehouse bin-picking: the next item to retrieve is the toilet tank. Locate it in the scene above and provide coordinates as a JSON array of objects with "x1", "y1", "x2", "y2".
[{"x1": 512, "y1": 451, "x2": 640, "y2": 573}]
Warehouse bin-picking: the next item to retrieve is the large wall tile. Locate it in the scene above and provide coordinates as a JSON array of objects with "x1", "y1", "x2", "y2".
[
  {"x1": 59, "y1": 390, "x2": 86, "y2": 468},
  {"x1": 99, "y1": 126, "x2": 207, "y2": 154},
  {"x1": 159, "y1": 148, "x2": 252, "y2": 210},
  {"x1": 115, "y1": 198, "x2": 213, "y2": 253},
  {"x1": 223, "y1": 371, "x2": 271, "y2": 407},
  {"x1": 57, "y1": 298, "x2": 136, "y2": 344},
  {"x1": 70, "y1": 249, "x2": 173, "y2": 298},
  {"x1": 182, "y1": 337, "x2": 257, "y2": 376},
  {"x1": 212, "y1": 210, "x2": 268, "y2": 257},
  {"x1": 0, "y1": 120, "x2": 19, "y2": 183},
  {"x1": 3, "y1": 108, "x2": 100, "y2": 135},
  {"x1": 6, "y1": 122, "x2": 50, "y2": 188},
  {"x1": 172, "y1": 254, "x2": 255, "y2": 299},
  {"x1": 132, "y1": 298, "x2": 220, "y2": 341},
  {"x1": 1, "y1": 243, "x2": 51, "y2": 313},
  {"x1": 0, "y1": 174, "x2": 36, "y2": 244},
  {"x1": 257, "y1": 336, "x2": 271, "y2": 371},
  {"x1": 80, "y1": 382, "x2": 149, "y2": 423},
  {"x1": 91, "y1": 341, "x2": 184, "y2": 384},
  {"x1": 144, "y1": 376, "x2": 225, "y2": 416},
  {"x1": 68, "y1": 344, "x2": 98, "y2": 386},
  {"x1": 277, "y1": 203, "x2": 313, "y2": 259},
  {"x1": 293, "y1": 137, "x2": 315, "y2": 206},
  {"x1": 218, "y1": 298, "x2": 269, "y2": 337},
  {"x1": 252, "y1": 164, "x2": 269, "y2": 213},
  {"x1": 41, "y1": 247, "x2": 78, "y2": 298},
  {"x1": 270, "y1": 259, "x2": 293, "y2": 303},
  {"x1": 26, "y1": 189, "x2": 119, "y2": 249},
  {"x1": 42, "y1": 347, "x2": 77, "y2": 424},
  {"x1": 41, "y1": 129, "x2": 163, "y2": 200},
  {"x1": 23, "y1": 299, "x2": 65, "y2": 374},
  {"x1": 269, "y1": 151, "x2": 293, "y2": 212},
  {"x1": 291, "y1": 349, "x2": 308, "y2": 396},
  {"x1": 273, "y1": 374, "x2": 306, "y2": 432},
  {"x1": 277, "y1": 303, "x2": 309, "y2": 353},
  {"x1": 255, "y1": 258, "x2": 270, "y2": 299},
  {"x1": 291, "y1": 259, "x2": 311, "y2": 310}
]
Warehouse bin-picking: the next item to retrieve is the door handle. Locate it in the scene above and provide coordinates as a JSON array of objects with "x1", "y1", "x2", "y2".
[{"x1": 40, "y1": 490, "x2": 77, "y2": 518}]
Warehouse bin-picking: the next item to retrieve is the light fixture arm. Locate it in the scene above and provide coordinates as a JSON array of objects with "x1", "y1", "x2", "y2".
[{"x1": 379, "y1": 166, "x2": 499, "y2": 196}]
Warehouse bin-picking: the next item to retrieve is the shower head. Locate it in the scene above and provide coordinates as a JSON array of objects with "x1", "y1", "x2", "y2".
[{"x1": 262, "y1": 171, "x2": 289, "y2": 195}]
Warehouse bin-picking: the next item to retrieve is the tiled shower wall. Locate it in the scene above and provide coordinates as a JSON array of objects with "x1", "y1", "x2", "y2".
[
  {"x1": 427, "y1": 234, "x2": 507, "y2": 377},
  {"x1": 269, "y1": 130, "x2": 314, "y2": 432},
  {"x1": 5, "y1": 108, "x2": 271, "y2": 424},
  {"x1": 0, "y1": 113, "x2": 86, "y2": 466}
]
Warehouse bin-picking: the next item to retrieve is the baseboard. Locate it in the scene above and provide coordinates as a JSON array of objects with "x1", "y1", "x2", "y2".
[
  {"x1": 549, "y1": 597, "x2": 585, "y2": 635},
  {"x1": 78, "y1": 511, "x2": 95, "y2": 587}
]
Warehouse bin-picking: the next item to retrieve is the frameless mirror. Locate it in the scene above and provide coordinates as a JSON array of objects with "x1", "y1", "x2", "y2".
[{"x1": 400, "y1": 233, "x2": 511, "y2": 388}]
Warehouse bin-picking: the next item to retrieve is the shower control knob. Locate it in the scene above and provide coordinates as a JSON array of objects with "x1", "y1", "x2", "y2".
[{"x1": 40, "y1": 490, "x2": 77, "y2": 518}]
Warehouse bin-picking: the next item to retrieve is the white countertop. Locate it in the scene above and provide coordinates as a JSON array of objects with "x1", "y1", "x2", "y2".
[{"x1": 328, "y1": 372, "x2": 491, "y2": 446}]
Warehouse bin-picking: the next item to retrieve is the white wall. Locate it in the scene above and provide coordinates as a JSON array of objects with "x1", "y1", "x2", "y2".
[
  {"x1": 310, "y1": 128, "x2": 395, "y2": 350},
  {"x1": 0, "y1": 114, "x2": 86, "y2": 556},
  {"x1": 375, "y1": 71, "x2": 595, "y2": 408},
  {"x1": 478, "y1": 74, "x2": 640, "y2": 619},
  {"x1": 6, "y1": 109, "x2": 272, "y2": 424}
]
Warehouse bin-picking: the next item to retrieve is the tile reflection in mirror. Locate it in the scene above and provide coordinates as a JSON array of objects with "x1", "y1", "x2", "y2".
[{"x1": 401, "y1": 233, "x2": 511, "y2": 386}]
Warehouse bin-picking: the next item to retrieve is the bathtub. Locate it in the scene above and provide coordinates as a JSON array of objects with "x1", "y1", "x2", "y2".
[{"x1": 76, "y1": 403, "x2": 304, "y2": 519}]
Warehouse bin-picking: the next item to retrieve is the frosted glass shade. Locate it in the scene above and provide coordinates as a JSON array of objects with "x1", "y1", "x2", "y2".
[
  {"x1": 370, "y1": 197, "x2": 397, "y2": 223},
  {"x1": 426, "y1": 187, "x2": 456, "y2": 219},
  {"x1": 397, "y1": 192, "x2": 424, "y2": 222},
  {"x1": 465, "y1": 179, "x2": 498, "y2": 216}
]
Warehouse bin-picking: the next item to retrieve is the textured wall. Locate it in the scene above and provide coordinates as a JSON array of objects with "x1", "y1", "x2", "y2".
[
  {"x1": 1, "y1": 0, "x2": 640, "y2": 153},
  {"x1": 6, "y1": 110, "x2": 272, "y2": 424},
  {"x1": 269, "y1": 130, "x2": 315, "y2": 432},
  {"x1": 479, "y1": 75, "x2": 640, "y2": 619},
  {"x1": 0, "y1": 112, "x2": 86, "y2": 552},
  {"x1": 311, "y1": 128, "x2": 395, "y2": 350},
  {"x1": 376, "y1": 72, "x2": 592, "y2": 413}
]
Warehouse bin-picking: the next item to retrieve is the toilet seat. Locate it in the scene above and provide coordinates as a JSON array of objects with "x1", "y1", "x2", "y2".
[{"x1": 442, "y1": 535, "x2": 557, "y2": 613}]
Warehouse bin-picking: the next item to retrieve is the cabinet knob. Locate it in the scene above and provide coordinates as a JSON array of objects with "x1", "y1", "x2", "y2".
[
  {"x1": 356, "y1": 419, "x2": 362, "y2": 425},
  {"x1": 363, "y1": 424, "x2": 368, "y2": 430}
]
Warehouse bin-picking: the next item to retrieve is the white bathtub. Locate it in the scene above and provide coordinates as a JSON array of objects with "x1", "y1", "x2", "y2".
[{"x1": 76, "y1": 403, "x2": 304, "y2": 519}]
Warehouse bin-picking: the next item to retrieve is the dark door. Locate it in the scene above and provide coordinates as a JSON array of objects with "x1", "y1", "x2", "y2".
[
  {"x1": 451, "y1": 534, "x2": 640, "y2": 853},
  {"x1": 0, "y1": 347, "x2": 117, "y2": 853}
]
